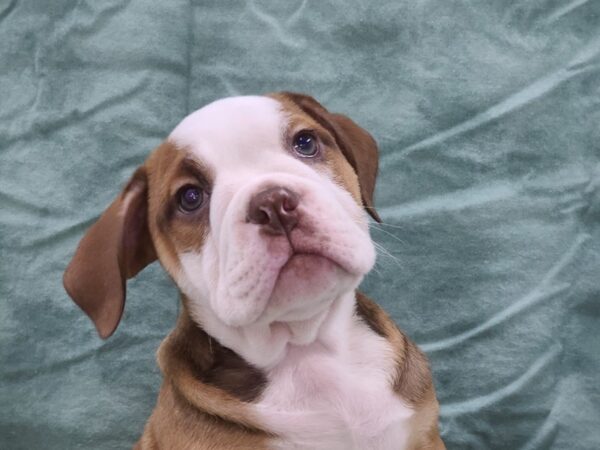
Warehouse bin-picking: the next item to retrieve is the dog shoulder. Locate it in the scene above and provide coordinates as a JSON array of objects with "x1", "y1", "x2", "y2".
[
  {"x1": 355, "y1": 292, "x2": 444, "y2": 449},
  {"x1": 354, "y1": 292, "x2": 435, "y2": 406},
  {"x1": 136, "y1": 381, "x2": 271, "y2": 450}
]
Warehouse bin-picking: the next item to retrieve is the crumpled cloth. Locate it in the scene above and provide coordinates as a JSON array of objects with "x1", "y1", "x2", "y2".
[{"x1": 1, "y1": 1, "x2": 599, "y2": 449}]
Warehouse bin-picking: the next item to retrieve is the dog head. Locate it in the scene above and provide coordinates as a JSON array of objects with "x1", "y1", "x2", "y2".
[{"x1": 64, "y1": 93, "x2": 379, "y2": 364}]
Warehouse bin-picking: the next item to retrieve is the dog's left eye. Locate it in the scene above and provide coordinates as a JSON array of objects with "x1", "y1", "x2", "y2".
[
  {"x1": 292, "y1": 131, "x2": 319, "y2": 158},
  {"x1": 178, "y1": 185, "x2": 205, "y2": 212}
]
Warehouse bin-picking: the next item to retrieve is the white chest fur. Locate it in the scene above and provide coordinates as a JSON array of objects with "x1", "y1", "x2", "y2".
[{"x1": 254, "y1": 312, "x2": 414, "y2": 450}]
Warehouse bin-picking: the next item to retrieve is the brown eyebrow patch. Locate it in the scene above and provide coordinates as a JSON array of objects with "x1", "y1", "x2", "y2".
[
  {"x1": 178, "y1": 157, "x2": 214, "y2": 190},
  {"x1": 270, "y1": 94, "x2": 337, "y2": 150},
  {"x1": 283, "y1": 117, "x2": 336, "y2": 150},
  {"x1": 160, "y1": 157, "x2": 212, "y2": 225},
  {"x1": 152, "y1": 150, "x2": 214, "y2": 229}
]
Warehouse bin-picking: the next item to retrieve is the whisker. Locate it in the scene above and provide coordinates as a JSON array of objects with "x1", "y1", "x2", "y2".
[
  {"x1": 370, "y1": 224, "x2": 408, "y2": 246},
  {"x1": 370, "y1": 264, "x2": 383, "y2": 276},
  {"x1": 371, "y1": 221, "x2": 410, "y2": 233},
  {"x1": 373, "y1": 242, "x2": 403, "y2": 268},
  {"x1": 345, "y1": 216, "x2": 404, "y2": 269}
]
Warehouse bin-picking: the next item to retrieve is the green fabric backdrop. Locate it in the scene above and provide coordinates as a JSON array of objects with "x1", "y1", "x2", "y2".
[{"x1": 1, "y1": 1, "x2": 599, "y2": 448}]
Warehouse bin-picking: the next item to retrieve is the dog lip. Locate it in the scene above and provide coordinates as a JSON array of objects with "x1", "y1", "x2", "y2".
[
  {"x1": 280, "y1": 251, "x2": 322, "y2": 269},
  {"x1": 287, "y1": 233, "x2": 360, "y2": 275},
  {"x1": 280, "y1": 250, "x2": 348, "y2": 276}
]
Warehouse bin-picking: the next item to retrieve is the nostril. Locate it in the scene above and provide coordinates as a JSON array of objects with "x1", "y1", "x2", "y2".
[
  {"x1": 282, "y1": 191, "x2": 299, "y2": 212},
  {"x1": 247, "y1": 204, "x2": 271, "y2": 226},
  {"x1": 255, "y1": 208, "x2": 271, "y2": 225}
]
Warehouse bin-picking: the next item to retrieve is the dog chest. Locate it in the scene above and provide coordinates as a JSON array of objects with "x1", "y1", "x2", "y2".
[{"x1": 254, "y1": 333, "x2": 415, "y2": 450}]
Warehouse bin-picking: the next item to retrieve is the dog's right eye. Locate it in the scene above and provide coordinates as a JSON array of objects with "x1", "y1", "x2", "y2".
[{"x1": 177, "y1": 185, "x2": 205, "y2": 212}]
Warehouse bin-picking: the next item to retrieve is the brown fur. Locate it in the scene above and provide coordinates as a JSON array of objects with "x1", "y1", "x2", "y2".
[
  {"x1": 63, "y1": 166, "x2": 156, "y2": 338},
  {"x1": 168, "y1": 297, "x2": 267, "y2": 403}
]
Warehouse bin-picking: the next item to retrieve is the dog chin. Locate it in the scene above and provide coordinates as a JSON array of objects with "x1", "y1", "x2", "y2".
[{"x1": 263, "y1": 253, "x2": 357, "y2": 322}]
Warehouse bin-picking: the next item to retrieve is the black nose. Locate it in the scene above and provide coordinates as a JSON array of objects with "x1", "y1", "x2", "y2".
[{"x1": 247, "y1": 187, "x2": 299, "y2": 235}]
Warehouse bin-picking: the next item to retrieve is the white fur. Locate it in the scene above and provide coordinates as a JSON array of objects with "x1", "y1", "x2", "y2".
[
  {"x1": 257, "y1": 291, "x2": 414, "y2": 450},
  {"x1": 168, "y1": 96, "x2": 412, "y2": 448}
]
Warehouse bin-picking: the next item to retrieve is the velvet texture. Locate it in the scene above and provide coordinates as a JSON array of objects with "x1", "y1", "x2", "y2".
[{"x1": 1, "y1": 1, "x2": 599, "y2": 448}]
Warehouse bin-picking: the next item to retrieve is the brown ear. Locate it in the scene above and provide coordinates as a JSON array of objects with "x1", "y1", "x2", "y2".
[
  {"x1": 277, "y1": 92, "x2": 382, "y2": 222},
  {"x1": 63, "y1": 167, "x2": 157, "y2": 338}
]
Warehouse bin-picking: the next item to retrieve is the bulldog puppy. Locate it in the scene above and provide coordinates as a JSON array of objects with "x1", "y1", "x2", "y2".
[{"x1": 63, "y1": 92, "x2": 445, "y2": 450}]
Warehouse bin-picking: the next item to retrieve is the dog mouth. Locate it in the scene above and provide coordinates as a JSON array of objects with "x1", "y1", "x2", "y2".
[{"x1": 281, "y1": 229, "x2": 360, "y2": 278}]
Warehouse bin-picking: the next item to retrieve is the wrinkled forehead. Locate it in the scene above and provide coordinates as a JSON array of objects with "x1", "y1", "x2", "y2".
[{"x1": 168, "y1": 96, "x2": 304, "y2": 171}]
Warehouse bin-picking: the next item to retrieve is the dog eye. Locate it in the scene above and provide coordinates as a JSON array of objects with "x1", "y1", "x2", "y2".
[
  {"x1": 292, "y1": 131, "x2": 319, "y2": 158},
  {"x1": 177, "y1": 185, "x2": 205, "y2": 212}
]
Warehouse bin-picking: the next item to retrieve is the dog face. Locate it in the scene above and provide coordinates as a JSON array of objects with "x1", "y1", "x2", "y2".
[{"x1": 64, "y1": 93, "x2": 380, "y2": 359}]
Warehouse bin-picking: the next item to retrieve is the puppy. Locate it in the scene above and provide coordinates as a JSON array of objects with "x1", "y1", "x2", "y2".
[{"x1": 64, "y1": 92, "x2": 445, "y2": 450}]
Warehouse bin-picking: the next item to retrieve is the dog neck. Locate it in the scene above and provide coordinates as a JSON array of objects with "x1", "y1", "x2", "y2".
[{"x1": 184, "y1": 288, "x2": 360, "y2": 369}]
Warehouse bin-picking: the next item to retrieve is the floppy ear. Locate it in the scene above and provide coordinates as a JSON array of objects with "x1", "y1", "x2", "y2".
[
  {"x1": 63, "y1": 167, "x2": 157, "y2": 338},
  {"x1": 278, "y1": 92, "x2": 382, "y2": 222}
]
